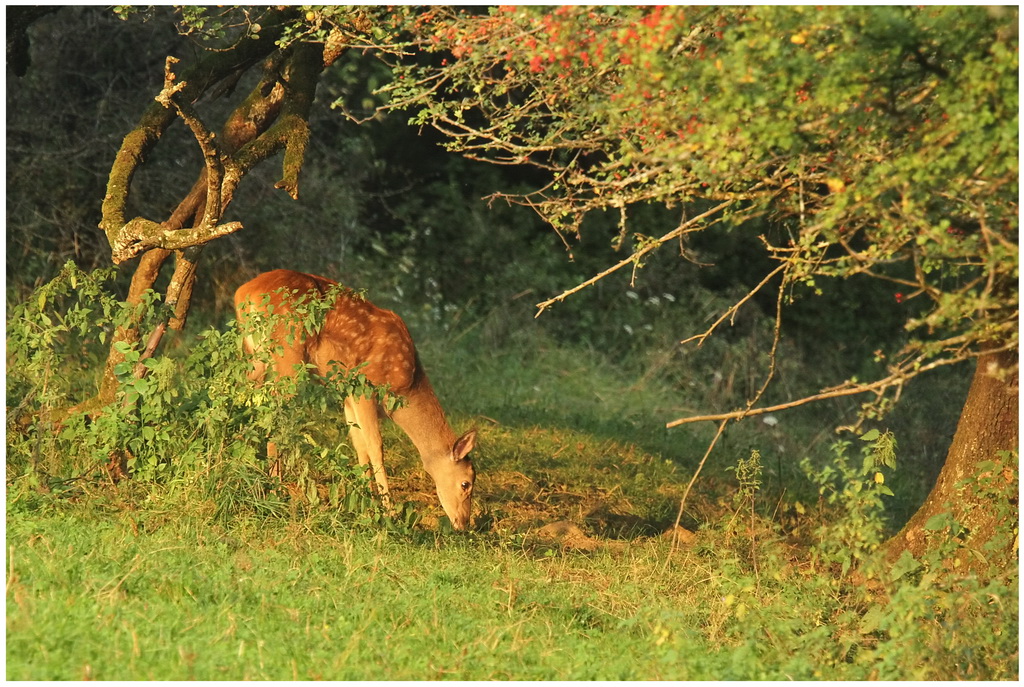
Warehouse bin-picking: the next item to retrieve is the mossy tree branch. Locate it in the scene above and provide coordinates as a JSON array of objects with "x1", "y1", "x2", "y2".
[
  {"x1": 98, "y1": 8, "x2": 294, "y2": 254},
  {"x1": 92, "y1": 10, "x2": 331, "y2": 406}
]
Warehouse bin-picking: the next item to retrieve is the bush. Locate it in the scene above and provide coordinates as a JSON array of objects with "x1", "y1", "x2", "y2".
[{"x1": 685, "y1": 436, "x2": 1019, "y2": 680}]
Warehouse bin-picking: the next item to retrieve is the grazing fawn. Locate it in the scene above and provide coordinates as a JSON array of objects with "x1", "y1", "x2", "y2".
[{"x1": 234, "y1": 269, "x2": 477, "y2": 529}]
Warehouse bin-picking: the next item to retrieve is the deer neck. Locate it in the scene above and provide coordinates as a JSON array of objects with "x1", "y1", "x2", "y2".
[{"x1": 389, "y1": 372, "x2": 457, "y2": 473}]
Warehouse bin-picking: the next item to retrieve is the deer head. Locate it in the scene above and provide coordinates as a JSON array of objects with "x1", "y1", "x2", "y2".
[{"x1": 427, "y1": 429, "x2": 477, "y2": 530}]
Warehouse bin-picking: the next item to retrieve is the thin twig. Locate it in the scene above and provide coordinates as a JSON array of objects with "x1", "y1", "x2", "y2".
[
  {"x1": 747, "y1": 269, "x2": 787, "y2": 409},
  {"x1": 670, "y1": 419, "x2": 729, "y2": 553},
  {"x1": 665, "y1": 349, "x2": 994, "y2": 429},
  {"x1": 680, "y1": 263, "x2": 788, "y2": 347}
]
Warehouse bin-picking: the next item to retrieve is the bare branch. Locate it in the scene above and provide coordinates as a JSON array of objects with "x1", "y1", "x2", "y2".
[
  {"x1": 167, "y1": 246, "x2": 203, "y2": 330},
  {"x1": 679, "y1": 263, "x2": 788, "y2": 347},
  {"x1": 664, "y1": 346, "x2": 1008, "y2": 429},
  {"x1": 535, "y1": 199, "x2": 734, "y2": 315},
  {"x1": 230, "y1": 43, "x2": 323, "y2": 200},
  {"x1": 746, "y1": 268, "x2": 788, "y2": 411},
  {"x1": 98, "y1": 8, "x2": 295, "y2": 255},
  {"x1": 670, "y1": 419, "x2": 729, "y2": 552},
  {"x1": 156, "y1": 56, "x2": 227, "y2": 231}
]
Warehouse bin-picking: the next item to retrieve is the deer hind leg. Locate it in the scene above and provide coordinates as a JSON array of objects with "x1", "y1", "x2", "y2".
[
  {"x1": 344, "y1": 395, "x2": 392, "y2": 512},
  {"x1": 259, "y1": 330, "x2": 304, "y2": 479},
  {"x1": 266, "y1": 441, "x2": 281, "y2": 479},
  {"x1": 241, "y1": 334, "x2": 267, "y2": 383}
]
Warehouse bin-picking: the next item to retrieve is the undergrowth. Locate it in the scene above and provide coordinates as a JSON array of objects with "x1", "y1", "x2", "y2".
[{"x1": 6, "y1": 262, "x2": 407, "y2": 528}]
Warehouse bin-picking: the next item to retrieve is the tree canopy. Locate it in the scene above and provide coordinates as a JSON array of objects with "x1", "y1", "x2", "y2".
[{"x1": 353, "y1": 5, "x2": 1017, "y2": 426}]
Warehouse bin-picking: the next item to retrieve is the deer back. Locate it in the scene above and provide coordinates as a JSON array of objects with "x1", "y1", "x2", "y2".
[{"x1": 234, "y1": 269, "x2": 418, "y2": 394}]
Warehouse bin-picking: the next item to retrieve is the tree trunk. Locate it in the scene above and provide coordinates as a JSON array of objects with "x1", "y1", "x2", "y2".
[
  {"x1": 94, "y1": 248, "x2": 173, "y2": 405},
  {"x1": 887, "y1": 346, "x2": 1019, "y2": 567}
]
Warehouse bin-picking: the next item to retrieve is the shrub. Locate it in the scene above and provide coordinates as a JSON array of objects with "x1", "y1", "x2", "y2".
[{"x1": 700, "y1": 434, "x2": 1019, "y2": 679}]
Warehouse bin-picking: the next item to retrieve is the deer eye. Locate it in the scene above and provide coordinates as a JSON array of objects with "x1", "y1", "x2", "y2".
[{"x1": 461, "y1": 481, "x2": 472, "y2": 491}]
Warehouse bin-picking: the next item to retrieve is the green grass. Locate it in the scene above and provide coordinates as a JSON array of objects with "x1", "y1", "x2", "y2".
[
  {"x1": 8, "y1": 487, "x2": 1016, "y2": 681},
  {"x1": 6, "y1": 506, "x2": 718, "y2": 681}
]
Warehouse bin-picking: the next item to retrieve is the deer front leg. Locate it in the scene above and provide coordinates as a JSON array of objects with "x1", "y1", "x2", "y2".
[{"x1": 344, "y1": 396, "x2": 393, "y2": 513}]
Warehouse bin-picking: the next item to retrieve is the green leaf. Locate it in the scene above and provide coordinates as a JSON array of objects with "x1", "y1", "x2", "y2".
[
  {"x1": 113, "y1": 341, "x2": 135, "y2": 355},
  {"x1": 859, "y1": 429, "x2": 880, "y2": 442},
  {"x1": 859, "y1": 604, "x2": 887, "y2": 635},
  {"x1": 888, "y1": 549, "x2": 921, "y2": 581},
  {"x1": 975, "y1": 459, "x2": 996, "y2": 473}
]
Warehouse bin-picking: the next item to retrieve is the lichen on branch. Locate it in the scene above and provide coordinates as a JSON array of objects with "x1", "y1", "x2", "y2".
[{"x1": 110, "y1": 217, "x2": 244, "y2": 265}]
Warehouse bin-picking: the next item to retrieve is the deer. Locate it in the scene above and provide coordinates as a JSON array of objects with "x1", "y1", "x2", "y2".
[{"x1": 233, "y1": 269, "x2": 477, "y2": 530}]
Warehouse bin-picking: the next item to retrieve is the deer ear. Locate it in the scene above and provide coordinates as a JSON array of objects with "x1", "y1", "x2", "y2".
[{"x1": 452, "y1": 429, "x2": 477, "y2": 461}]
